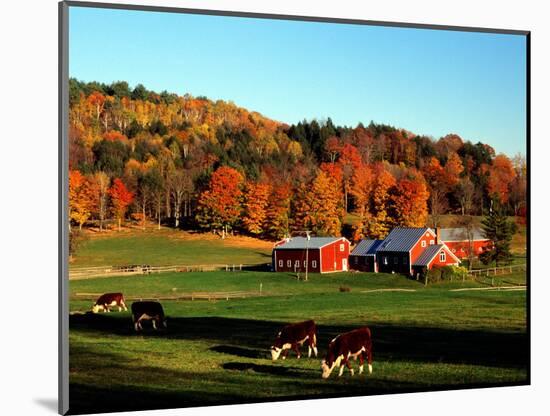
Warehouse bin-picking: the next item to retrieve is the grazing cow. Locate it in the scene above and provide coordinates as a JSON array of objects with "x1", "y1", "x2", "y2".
[
  {"x1": 92, "y1": 293, "x2": 127, "y2": 313},
  {"x1": 321, "y1": 327, "x2": 373, "y2": 378},
  {"x1": 131, "y1": 301, "x2": 167, "y2": 332},
  {"x1": 270, "y1": 320, "x2": 318, "y2": 361}
]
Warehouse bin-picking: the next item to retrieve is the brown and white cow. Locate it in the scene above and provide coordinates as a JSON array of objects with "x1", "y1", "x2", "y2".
[
  {"x1": 92, "y1": 293, "x2": 128, "y2": 313},
  {"x1": 131, "y1": 301, "x2": 167, "y2": 332},
  {"x1": 321, "y1": 327, "x2": 373, "y2": 378},
  {"x1": 270, "y1": 320, "x2": 318, "y2": 360}
]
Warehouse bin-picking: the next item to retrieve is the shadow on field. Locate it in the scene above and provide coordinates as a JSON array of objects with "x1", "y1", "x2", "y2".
[
  {"x1": 210, "y1": 345, "x2": 267, "y2": 359},
  {"x1": 222, "y1": 362, "x2": 305, "y2": 377},
  {"x1": 70, "y1": 314, "x2": 528, "y2": 370}
]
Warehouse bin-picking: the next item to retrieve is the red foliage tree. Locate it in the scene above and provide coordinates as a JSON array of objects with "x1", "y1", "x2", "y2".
[{"x1": 108, "y1": 178, "x2": 134, "y2": 231}]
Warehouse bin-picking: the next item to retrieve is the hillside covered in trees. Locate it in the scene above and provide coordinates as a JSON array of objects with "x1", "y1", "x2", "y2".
[{"x1": 68, "y1": 79, "x2": 527, "y2": 241}]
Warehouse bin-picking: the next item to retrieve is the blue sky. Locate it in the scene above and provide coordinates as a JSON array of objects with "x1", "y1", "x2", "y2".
[{"x1": 69, "y1": 6, "x2": 527, "y2": 156}]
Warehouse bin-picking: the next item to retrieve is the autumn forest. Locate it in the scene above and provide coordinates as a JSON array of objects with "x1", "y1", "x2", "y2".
[{"x1": 68, "y1": 79, "x2": 527, "y2": 243}]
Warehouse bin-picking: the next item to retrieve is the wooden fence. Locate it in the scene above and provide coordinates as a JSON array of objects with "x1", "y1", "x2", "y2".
[
  {"x1": 73, "y1": 290, "x2": 263, "y2": 301},
  {"x1": 468, "y1": 263, "x2": 526, "y2": 278},
  {"x1": 69, "y1": 263, "x2": 267, "y2": 280}
]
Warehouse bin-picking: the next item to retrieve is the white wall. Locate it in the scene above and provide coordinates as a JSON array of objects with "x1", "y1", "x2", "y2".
[{"x1": 1, "y1": 1, "x2": 546, "y2": 415}]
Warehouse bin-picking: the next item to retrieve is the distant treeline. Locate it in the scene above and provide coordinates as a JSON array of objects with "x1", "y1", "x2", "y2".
[{"x1": 68, "y1": 79, "x2": 527, "y2": 240}]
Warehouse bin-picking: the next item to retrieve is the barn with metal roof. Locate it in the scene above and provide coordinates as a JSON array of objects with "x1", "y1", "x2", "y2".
[
  {"x1": 272, "y1": 236, "x2": 351, "y2": 274},
  {"x1": 349, "y1": 239, "x2": 383, "y2": 272}
]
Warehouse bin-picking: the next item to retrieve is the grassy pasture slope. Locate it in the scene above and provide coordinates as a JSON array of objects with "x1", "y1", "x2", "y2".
[
  {"x1": 69, "y1": 271, "x2": 527, "y2": 415},
  {"x1": 71, "y1": 228, "x2": 273, "y2": 268}
]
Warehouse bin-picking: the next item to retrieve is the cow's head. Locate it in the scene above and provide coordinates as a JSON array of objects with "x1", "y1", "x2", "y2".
[
  {"x1": 321, "y1": 359, "x2": 336, "y2": 379},
  {"x1": 270, "y1": 332, "x2": 285, "y2": 360},
  {"x1": 91, "y1": 304, "x2": 102, "y2": 314},
  {"x1": 321, "y1": 343, "x2": 338, "y2": 378},
  {"x1": 270, "y1": 345, "x2": 283, "y2": 361}
]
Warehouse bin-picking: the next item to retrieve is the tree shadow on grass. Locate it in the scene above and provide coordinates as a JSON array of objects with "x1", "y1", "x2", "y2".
[
  {"x1": 69, "y1": 314, "x2": 528, "y2": 370},
  {"x1": 210, "y1": 345, "x2": 267, "y2": 359},
  {"x1": 67, "y1": 319, "x2": 528, "y2": 415}
]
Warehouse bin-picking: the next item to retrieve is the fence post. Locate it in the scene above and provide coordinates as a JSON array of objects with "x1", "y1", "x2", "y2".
[{"x1": 240, "y1": 264, "x2": 242, "y2": 271}]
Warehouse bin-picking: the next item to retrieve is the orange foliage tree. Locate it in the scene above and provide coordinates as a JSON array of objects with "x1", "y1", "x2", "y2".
[
  {"x1": 305, "y1": 170, "x2": 344, "y2": 236},
  {"x1": 242, "y1": 182, "x2": 271, "y2": 235},
  {"x1": 69, "y1": 170, "x2": 98, "y2": 230},
  {"x1": 349, "y1": 164, "x2": 374, "y2": 241},
  {"x1": 264, "y1": 184, "x2": 292, "y2": 239},
  {"x1": 365, "y1": 164, "x2": 396, "y2": 239},
  {"x1": 195, "y1": 166, "x2": 244, "y2": 236},
  {"x1": 391, "y1": 172, "x2": 429, "y2": 227},
  {"x1": 109, "y1": 178, "x2": 134, "y2": 231},
  {"x1": 487, "y1": 154, "x2": 516, "y2": 204}
]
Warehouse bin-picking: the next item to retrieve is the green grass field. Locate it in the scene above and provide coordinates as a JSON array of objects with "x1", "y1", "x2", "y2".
[
  {"x1": 68, "y1": 270, "x2": 528, "y2": 415},
  {"x1": 71, "y1": 229, "x2": 273, "y2": 268}
]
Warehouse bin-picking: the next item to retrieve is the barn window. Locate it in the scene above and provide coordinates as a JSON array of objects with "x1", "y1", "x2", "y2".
[
  {"x1": 354, "y1": 257, "x2": 358, "y2": 264},
  {"x1": 312, "y1": 260, "x2": 317, "y2": 268},
  {"x1": 452, "y1": 248, "x2": 456, "y2": 253},
  {"x1": 421, "y1": 240, "x2": 426, "y2": 247},
  {"x1": 383, "y1": 257, "x2": 388, "y2": 265},
  {"x1": 278, "y1": 260, "x2": 283, "y2": 267},
  {"x1": 340, "y1": 244, "x2": 345, "y2": 252},
  {"x1": 430, "y1": 240, "x2": 435, "y2": 245},
  {"x1": 403, "y1": 256, "x2": 408, "y2": 265},
  {"x1": 440, "y1": 251, "x2": 446, "y2": 262},
  {"x1": 478, "y1": 247, "x2": 483, "y2": 253},
  {"x1": 287, "y1": 260, "x2": 292, "y2": 267},
  {"x1": 295, "y1": 260, "x2": 300, "y2": 268},
  {"x1": 393, "y1": 257, "x2": 398, "y2": 265}
]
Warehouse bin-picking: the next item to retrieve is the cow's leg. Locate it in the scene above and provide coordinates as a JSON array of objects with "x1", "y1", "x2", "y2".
[
  {"x1": 121, "y1": 300, "x2": 128, "y2": 311},
  {"x1": 345, "y1": 359, "x2": 355, "y2": 376},
  {"x1": 358, "y1": 352, "x2": 365, "y2": 375},
  {"x1": 105, "y1": 304, "x2": 110, "y2": 313},
  {"x1": 338, "y1": 361, "x2": 345, "y2": 377},
  {"x1": 312, "y1": 333, "x2": 318, "y2": 357},
  {"x1": 133, "y1": 318, "x2": 140, "y2": 332},
  {"x1": 152, "y1": 319, "x2": 158, "y2": 330},
  {"x1": 366, "y1": 340, "x2": 373, "y2": 374},
  {"x1": 293, "y1": 343, "x2": 301, "y2": 359},
  {"x1": 307, "y1": 333, "x2": 315, "y2": 357},
  {"x1": 281, "y1": 348, "x2": 290, "y2": 360}
]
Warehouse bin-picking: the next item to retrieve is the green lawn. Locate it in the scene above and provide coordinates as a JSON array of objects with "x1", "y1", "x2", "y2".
[
  {"x1": 71, "y1": 229, "x2": 273, "y2": 268},
  {"x1": 68, "y1": 270, "x2": 528, "y2": 415}
]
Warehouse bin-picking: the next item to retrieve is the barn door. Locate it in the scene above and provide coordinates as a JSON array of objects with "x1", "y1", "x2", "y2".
[{"x1": 342, "y1": 258, "x2": 348, "y2": 271}]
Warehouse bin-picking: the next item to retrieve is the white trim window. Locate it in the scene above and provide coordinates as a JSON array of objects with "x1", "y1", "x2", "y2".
[
  {"x1": 383, "y1": 256, "x2": 388, "y2": 265},
  {"x1": 340, "y1": 243, "x2": 345, "y2": 252},
  {"x1": 278, "y1": 260, "x2": 283, "y2": 267},
  {"x1": 421, "y1": 240, "x2": 426, "y2": 247},
  {"x1": 430, "y1": 240, "x2": 435, "y2": 245},
  {"x1": 295, "y1": 260, "x2": 300, "y2": 268},
  {"x1": 394, "y1": 257, "x2": 398, "y2": 265},
  {"x1": 287, "y1": 260, "x2": 292, "y2": 267},
  {"x1": 440, "y1": 251, "x2": 446, "y2": 262},
  {"x1": 312, "y1": 260, "x2": 317, "y2": 268}
]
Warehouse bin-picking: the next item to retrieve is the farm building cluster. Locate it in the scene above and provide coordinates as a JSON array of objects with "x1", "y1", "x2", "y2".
[{"x1": 272, "y1": 227, "x2": 490, "y2": 277}]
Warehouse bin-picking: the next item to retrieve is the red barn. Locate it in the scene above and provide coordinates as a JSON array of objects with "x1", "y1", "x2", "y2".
[
  {"x1": 273, "y1": 237, "x2": 351, "y2": 273},
  {"x1": 374, "y1": 227, "x2": 460, "y2": 276},
  {"x1": 437, "y1": 227, "x2": 490, "y2": 259}
]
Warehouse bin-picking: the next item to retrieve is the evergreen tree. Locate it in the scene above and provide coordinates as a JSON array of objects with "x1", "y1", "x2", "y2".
[{"x1": 479, "y1": 204, "x2": 517, "y2": 266}]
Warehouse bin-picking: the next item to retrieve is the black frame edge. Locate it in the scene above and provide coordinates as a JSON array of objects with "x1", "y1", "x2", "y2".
[
  {"x1": 63, "y1": 0, "x2": 530, "y2": 36},
  {"x1": 59, "y1": 1, "x2": 70, "y2": 415}
]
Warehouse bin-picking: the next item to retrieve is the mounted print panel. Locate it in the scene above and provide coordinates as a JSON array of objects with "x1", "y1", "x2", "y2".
[{"x1": 59, "y1": 1, "x2": 529, "y2": 414}]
